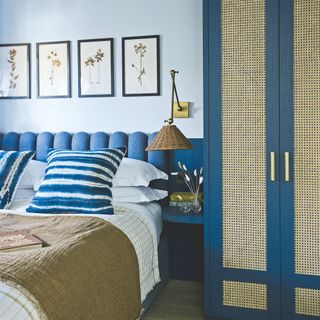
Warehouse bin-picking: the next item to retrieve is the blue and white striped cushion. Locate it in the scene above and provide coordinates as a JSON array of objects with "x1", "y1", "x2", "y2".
[
  {"x1": 0, "y1": 151, "x2": 34, "y2": 209},
  {"x1": 27, "y1": 148, "x2": 125, "y2": 215}
]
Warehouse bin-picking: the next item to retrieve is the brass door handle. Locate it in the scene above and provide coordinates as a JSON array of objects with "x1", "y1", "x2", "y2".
[
  {"x1": 285, "y1": 152, "x2": 290, "y2": 182},
  {"x1": 270, "y1": 152, "x2": 276, "y2": 182}
]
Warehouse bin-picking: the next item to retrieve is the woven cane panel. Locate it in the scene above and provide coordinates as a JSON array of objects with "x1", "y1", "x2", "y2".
[
  {"x1": 295, "y1": 288, "x2": 320, "y2": 316},
  {"x1": 223, "y1": 281, "x2": 267, "y2": 310},
  {"x1": 294, "y1": 0, "x2": 320, "y2": 276},
  {"x1": 221, "y1": 0, "x2": 267, "y2": 271}
]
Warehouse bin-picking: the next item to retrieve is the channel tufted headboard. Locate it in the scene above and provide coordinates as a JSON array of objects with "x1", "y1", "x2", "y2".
[{"x1": 0, "y1": 131, "x2": 169, "y2": 173}]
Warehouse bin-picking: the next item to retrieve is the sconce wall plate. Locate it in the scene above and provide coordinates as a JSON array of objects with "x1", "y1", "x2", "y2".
[{"x1": 173, "y1": 101, "x2": 189, "y2": 118}]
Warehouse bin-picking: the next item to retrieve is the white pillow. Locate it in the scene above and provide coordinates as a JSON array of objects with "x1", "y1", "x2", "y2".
[
  {"x1": 113, "y1": 158, "x2": 168, "y2": 187},
  {"x1": 111, "y1": 186, "x2": 168, "y2": 203},
  {"x1": 13, "y1": 188, "x2": 36, "y2": 201},
  {"x1": 19, "y1": 160, "x2": 46, "y2": 190}
]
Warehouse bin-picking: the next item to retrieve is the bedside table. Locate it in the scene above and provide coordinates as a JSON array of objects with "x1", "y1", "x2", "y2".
[
  {"x1": 162, "y1": 206, "x2": 204, "y2": 225},
  {"x1": 162, "y1": 206, "x2": 204, "y2": 282}
]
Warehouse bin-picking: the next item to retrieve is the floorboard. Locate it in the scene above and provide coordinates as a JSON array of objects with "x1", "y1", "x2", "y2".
[{"x1": 143, "y1": 280, "x2": 206, "y2": 320}]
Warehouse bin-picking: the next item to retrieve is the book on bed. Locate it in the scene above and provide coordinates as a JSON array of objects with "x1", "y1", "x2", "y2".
[{"x1": 0, "y1": 230, "x2": 44, "y2": 253}]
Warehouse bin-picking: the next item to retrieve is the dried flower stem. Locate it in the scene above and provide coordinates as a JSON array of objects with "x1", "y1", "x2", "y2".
[
  {"x1": 47, "y1": 51, "x2": 61, "y2": 86},
  {"x1": 7, "y1": 49, "x2": 19, "y2": 90},
  {"x1": 172, "y1": 163, "x2": 204, "y2": 201}
]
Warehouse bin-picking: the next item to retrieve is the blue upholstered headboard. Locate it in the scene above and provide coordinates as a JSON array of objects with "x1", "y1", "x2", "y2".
[{"x1": 0, "y1": 131, "x2": 169, "y2": 172}]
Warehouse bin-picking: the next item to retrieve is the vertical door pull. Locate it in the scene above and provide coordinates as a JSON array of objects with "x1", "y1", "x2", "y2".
[
  {"x1": 270, "y1": 152, "x2": 276, "y2": 181},
  {"x1": 285, "y1": 152, "x2": 290, "y2": 182}
]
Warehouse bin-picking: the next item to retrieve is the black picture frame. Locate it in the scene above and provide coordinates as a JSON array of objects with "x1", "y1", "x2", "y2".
[
  {"x1": 78, "y1": 38, "x2": 114, "y2": 98},
  {"x1": 122, "y1": 35, "x2": 160, "y2": 97},
  {"x1": 36, "y1": 40, "x2": 71, "y2": 99},
  {"x1": 0, "y1": 43, "x2": 31, "y2": 99}
]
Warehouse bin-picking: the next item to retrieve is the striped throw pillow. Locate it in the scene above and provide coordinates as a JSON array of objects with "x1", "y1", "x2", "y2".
[
  {"x1": 0, "y1": 151, "x2": 34, "y2": 209},
  {"x1": 27, "y1": 148, "x2": 125, "y2": 215}
]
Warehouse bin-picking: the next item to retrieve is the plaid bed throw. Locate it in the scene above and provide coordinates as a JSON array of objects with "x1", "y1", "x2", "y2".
[{"x1": 0, "y1": 213, "x2": 140, "y2": 320}]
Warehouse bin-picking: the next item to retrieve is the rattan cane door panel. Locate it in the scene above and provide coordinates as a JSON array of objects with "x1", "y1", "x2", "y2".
[
  {"x1": 293, "y1": 0, "x2": 320, "y2": 278},
  {"x1": 290, "y1": 0, "x2": 320, "y2": 317},
  {"x1": 280, "y1": 0, "x2": 320, "y2": 319},
  {"x1": 295, "y1": 288, "x2": 320, "y2": 317},
  {"x1": 223, "y1": 281, "x2": 267, "y2": 310},
  {"x1": 221, "y1": 0, "x2": 267, "y2": 271}
]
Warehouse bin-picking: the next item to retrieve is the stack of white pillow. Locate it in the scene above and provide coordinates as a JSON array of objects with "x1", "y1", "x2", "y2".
[{"x1": 17, "y1": 157, "x2": 168, "y2": 204}]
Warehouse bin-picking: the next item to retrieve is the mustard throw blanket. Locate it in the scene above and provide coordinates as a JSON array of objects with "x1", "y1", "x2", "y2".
[{"x1": 0, "y1": 213, "x2": 141, "y2": 320}]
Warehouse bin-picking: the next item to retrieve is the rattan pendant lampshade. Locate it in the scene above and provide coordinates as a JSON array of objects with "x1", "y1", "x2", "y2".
[
  {"x1": 145, "y1": 70, "x2": 193, "y2": 151},
  {"x1": 146, "y1": 123, "x2": 193, "y2": 151}
]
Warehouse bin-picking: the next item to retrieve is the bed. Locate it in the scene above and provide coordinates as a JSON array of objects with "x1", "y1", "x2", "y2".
[{"x1": 0, "y1": 131, "x2": 170, "y2": 320}]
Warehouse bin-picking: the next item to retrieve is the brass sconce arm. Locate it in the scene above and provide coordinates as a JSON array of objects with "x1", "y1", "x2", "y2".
[{"x1": 166, "y1": 70, "x2": 183, "y2": 125}]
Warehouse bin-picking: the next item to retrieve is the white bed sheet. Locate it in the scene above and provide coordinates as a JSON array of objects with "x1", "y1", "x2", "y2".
[{"x1": 0, "y1": 191, "x2": 163, "y2": 320}]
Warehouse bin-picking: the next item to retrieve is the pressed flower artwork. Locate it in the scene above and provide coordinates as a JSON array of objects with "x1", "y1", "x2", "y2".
[
  {"x1": 132, "y1": 43, "x2": 147, "y2": 86},
  {"x1": 78, "y1": 38, "x2": 114, "y2": 97},
  {"x1": 122, "y1": 35, "x2": 160, "y2": 96},
  {"x1": 47, "y1": 50, "x2": 61, "y2": 86},
  {"x1": 0, "y1": 43, "x2": 30, "y2": 99},
  {"x1": 37, "y1": 41, "x2": 71, "y2": 98}
]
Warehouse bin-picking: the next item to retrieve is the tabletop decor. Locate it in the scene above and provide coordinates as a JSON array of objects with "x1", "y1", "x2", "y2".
[
  {"x1": 170, "y1": 191, "x2": 203, "y2": 206},
  {"x1": 0, "y1": 43, "x2": 30, "y2": 99},
  {"x1": 78, "y1": 38, "x2": 114, "y2": 97},
  {"x1": 171, "y1": 162, "x2": 203, "y2": 213},
  {"x1": 37, "y1": 41, "x2": 71, "y2": 98},
  {"x1": 122, "y1": 35, "x2": 160, "y2": 96}
]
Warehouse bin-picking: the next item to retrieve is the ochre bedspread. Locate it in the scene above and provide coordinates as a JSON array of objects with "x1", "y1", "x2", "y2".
[{"x1": 0, "y1": 213, "x2": 141, "y2": 320}]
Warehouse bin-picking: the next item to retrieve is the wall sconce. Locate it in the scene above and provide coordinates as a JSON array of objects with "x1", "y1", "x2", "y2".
[{"x1": 145, "y1": 70, "x2": 192, "y2": 151}]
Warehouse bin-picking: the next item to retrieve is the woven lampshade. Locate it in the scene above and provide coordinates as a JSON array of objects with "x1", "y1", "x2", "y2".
[{"x1": 146, "y1": 124, "x2": 193, "y2": 151}]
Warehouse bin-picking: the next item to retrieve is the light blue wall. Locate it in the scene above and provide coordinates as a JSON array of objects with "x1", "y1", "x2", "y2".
[{"x1": 0, "y1": 0, "x2": 203, "y2": 138}]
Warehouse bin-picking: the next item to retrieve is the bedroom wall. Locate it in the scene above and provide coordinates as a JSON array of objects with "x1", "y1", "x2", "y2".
[{"x1": 0, "y1": 0, "x2": 203, "y2": 138}]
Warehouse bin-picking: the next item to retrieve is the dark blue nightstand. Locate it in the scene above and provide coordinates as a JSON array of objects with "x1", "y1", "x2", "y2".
[
  {"x1": 162, "y1": 206, "x2": 204, "y2": 225},
  {"x1": 162, "y1": 205, "x2": 204, "y2": 281}
]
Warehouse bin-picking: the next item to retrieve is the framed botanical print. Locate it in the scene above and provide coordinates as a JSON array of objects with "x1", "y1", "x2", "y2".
[
  {"x1": 0, "y1": 43, "x2": 30, "y2": 99},
  {"x1": 122, "y1": 35, "x2": 160, "y2": 96},
  {"x1": 37, "y1": 41, "x2": 71, "y2": 98},
  {"x1": 78, "y1": 38, "x2": 114, "y2": 97}
]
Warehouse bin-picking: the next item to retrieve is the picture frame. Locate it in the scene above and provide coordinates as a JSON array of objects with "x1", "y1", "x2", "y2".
[
  {"x1": 0, "y1": 43, "x2": 31, "y2": 99},
  {"x1": 37, "y1": 41, "x2": 71, "y2": 98},
  {"x1": 78, "y1": 38, "x2": 114, "y2": 97},
  {"x1": 122, "y1": 35, "x2": 160, "y2": 96}
]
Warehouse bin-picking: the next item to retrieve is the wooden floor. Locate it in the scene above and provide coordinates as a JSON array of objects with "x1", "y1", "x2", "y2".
[{"x1": 143, "y1": 280, "x2": 206, "y2": 320}]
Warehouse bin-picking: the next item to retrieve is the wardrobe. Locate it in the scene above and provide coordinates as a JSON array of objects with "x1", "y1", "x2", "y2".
[{"x1": 204, "y1": 0, "x2": 320, "y2": 319}]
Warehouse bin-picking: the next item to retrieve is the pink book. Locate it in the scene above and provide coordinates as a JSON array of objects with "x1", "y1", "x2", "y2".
[{"x1": 0, "y1": 231, "x2": 43, "y2": 253}]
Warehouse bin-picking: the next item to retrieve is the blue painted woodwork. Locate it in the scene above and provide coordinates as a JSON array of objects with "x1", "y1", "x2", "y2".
[
  {"x1": 164, "y1": 220, "x2": 204, "y2": 282},
  {"x1": 204, "y1": 0, "x2": 282, "y2": 319},
  {"x1": 162, "y1": 206, "x2": 204, "y2": 225},
  {"x1": 280, "y1": 2, "x2": 295, "y2": 320},
  {"x1": 264, "y1": 1, "x2": 281, "y2": 319},
  {"x1": 203, "y1": 0, "x2": 212, "y2": 314}
]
